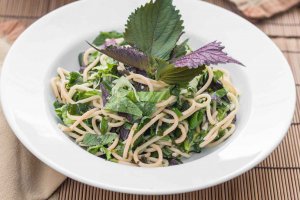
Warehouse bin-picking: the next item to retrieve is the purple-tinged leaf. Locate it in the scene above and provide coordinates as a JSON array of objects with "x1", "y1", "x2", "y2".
[
  {"x1": 169, "y1": 158, "x2": 182, "y2": 166},
  {"x1": 87, "y1": 42, "x2": 149, "y2": 71},
  {"x1": 232, "y1": 116, "x2": 237, "y2": 123},
  {"x1": 99, "y1": 83, "x2": 109, "y2": 106},
  {"x1": 79, "y1": 65, "x2": 86, "y2": 73},
  {"x1": 103, "y1": 38, "x2": 117, "y2": 47},
  {"x1": 118, "y1": 112, "x2": 134, "y2": 123},
  {"x1": 125, "y1": 66, "x2": 147, "y2": 77},
  {"x1": 211, "y1": 93, "x2": 218, "y2": 101},
  {"x1": 173, "y1": 41, "x2": 244, "y2": 68},
  {"x1": 119, "y1": 126, "x2": 130, "y2": 141}
]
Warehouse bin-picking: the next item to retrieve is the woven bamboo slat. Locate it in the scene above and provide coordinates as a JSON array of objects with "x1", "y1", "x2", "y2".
[
  {"x1": 206, "y1": 0, "x2": 300, "y2": 37},
  {"x1": 258, "y1": 124, "x2": 300, "y2": 168},
  {"x1": 1, "y1": 0, "x2": 299, "y2": 37},
  {"x1": 294, "y1": 87, "x2": 300, "y2": 123},
  {"x1": 48, "y1": 0, "x2": 76, "y2": 12},
  {"x1": 0, "y1": 0, "x2": 48, "y2": 18},
  {"x1": 57, "y1": 168, "x2": 300, "y2": 200},
  {"x1": 0, "y1": 17, "x2": 35, "y2": 28}
]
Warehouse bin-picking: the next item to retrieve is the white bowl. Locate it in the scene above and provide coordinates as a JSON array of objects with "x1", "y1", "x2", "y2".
[{"x1": 1, "y1": 0, "x2": 295, "y2": 194}]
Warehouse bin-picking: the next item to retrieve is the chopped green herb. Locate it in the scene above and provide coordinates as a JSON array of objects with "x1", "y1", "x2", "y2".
[
  {"x1": 66, "y1": 72, "x2": 83, "y2": 89},
  {"x1": 189, "y1": 109, "x2": 204, "y2": 130},
  {"x1": 172, "y1": 107, "x2": 183, "y2": 117},
  {"x1": 213, "y1": 70, "x2": 224, "y2": 81},
  {"x1": 73, "y1": 90, "x2": 101, "y2": 101},
  {"x1": 215, "y1": 88, "x2": 227, "y2": 98},
  {"x1": 82, "y1": 133, "x2": 118, "y2": 147},
  {"x1": 105, "y1": 96, "x2": 143, "y2": 117},
  {"x1": 93, "y1": 31, "x2": 123, "y2": 46},
  {"x1": 100, "y1": 118, "x2": 108, "y2": 134}
]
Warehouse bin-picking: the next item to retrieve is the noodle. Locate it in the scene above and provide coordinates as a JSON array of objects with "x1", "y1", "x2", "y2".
[
  {"x1": 162, "y1": 109, "x2": 179, "y2": 136},
  {"x1": 108, "y1": 135, "x2": 119, "y2": 151},
  {"x1": 51, "y1": 77, "x2": 62, "y2": 103},
  {"x1": 131, "y1": 113, "x2": 165, "y2": 145},
  {"x1": 175, "y1": 123, "x2": 187, "y2": 144},
  {"x1": 196, "y1": 66, "x2": 213, "y2": 95},
  {"x1": 69, "y1": 108, "x2": 99, "y2": 130},
  {"x1": 92, "y1": 116, "x2": 102, "y2": 135},
  {"x1": 123, "y1": 123, "x2": 138, "y2": 159},
  {"x1": 83, "y1": 47, "x2": 96, "y2": 66},
  {"x1": 83, "y1": 56, "x2": 100, "y2": 82},
  {"x1": 207, "y1": 124, "x2": 236, "y2": 147},
  {"x1": 126, "y1": 73, "x2": 154, "y2": 92},
  {"x1": 200, "y1": 93, "x2": 239, "y2": 148},
  {"x1": 134, "y1": 144, "x2": 163, "y2": 167}
]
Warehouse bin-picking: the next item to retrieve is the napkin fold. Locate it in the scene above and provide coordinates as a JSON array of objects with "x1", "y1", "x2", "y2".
[
  {"x1": 0, "y1": 20, "x2": 66, "y2": 200},
  {"x1": 229, "y1": 0, "x2": 300, "y2": 18}
]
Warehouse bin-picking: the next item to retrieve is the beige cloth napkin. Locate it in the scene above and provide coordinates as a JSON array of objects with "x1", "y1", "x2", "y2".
[
  {"x1": 0, "y1": 21, "x2": 66, "y2": 200},
  {"x1": 229, "y1": 0, "x2": 300, "y2": 18}
]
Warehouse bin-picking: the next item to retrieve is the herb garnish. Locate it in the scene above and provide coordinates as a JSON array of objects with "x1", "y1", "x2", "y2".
[{"x1": 89, "y1": 0, "x2": 243, "y2": 85}]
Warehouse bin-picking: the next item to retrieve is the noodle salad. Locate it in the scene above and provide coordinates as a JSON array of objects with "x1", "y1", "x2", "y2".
[{"x1": 51, "y1": 0, "x2": 243, "y2": 167}]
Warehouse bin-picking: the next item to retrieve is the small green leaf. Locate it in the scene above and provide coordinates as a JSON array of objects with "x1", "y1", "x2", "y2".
[
  {"x1": 83, "y1": 134, "x2": 99, "y2": 146},
  {"x1": 101, "y1": 133, "x2": 118, "y2": 145},
  {"x1": 216, "y1": 101, "x2": 230, "y2": 121},
  {"x1": 93, "y1": 31, "x2": 123, "y2": 46},
  {"x1": 124, "y1": 0, "x2": 184, "y2": 60},
  {"x1": 53, "y1": 101, "x2": 64, "y2": 109},
  {"x1": 156, "y1": 59, "x2": 205, "y2": 85},
  {"x1": 73, "y1": 90, "x2": 101, "y2": 101},
  {"x1": 213, "y1": 70, "x2": 224, "y2": 81},
  {"x1": 60, "y1": 105, "x2": 74, "y2": 125},
  {"x1": 136, "y1": 117, "x2": 151, "y2": 132},
  {"x1": 215, "y1": 88, "x2": 227, "y2": 98},
  {"x1": 66, "y1": 72, "x2": 83, "y2": 89},
  {"x1": 213, "y1": 129, "x2": 226, "y2": 142},
  {"x1": 183, "y1": 130, "x2": 204, "y2": 153},
  {"x1": 100, "y1": 146, "x2": 112, "y2": 160},
  {"x1": 172, "y1": 107, "x2": 182, "y2": 117},
  {"x1": 88, "y1": 51, "x2": 100, "y2": 64},
  {"x1": 67, "y1": 103, "x2": 90, "y2": 115},
  {"x1": 162, "y1": 147, "x2": 173, "y2": 158},
  {"x1": 83, "y1": 133, "x2": 117, "y2": 147},
  {"x1": 114, "y1": 143, "x2": 125, "y2": 156},
  {"x1": 57, "y1": 104, "x2": 90, "y2": 126},
  {"x1": 87, "y1": 145, "x2": 112, "y2": 159},
  {"x1": 87, "y1": 145, "x2": 101, "y2": 154},
  {"x1": 136, "y1": 89, "x2": 170, "y2": 103},
  {"x1": 171, "y1": 39, "x2": 189, "y2": 59},
  {"x1": 105, "y1": 96, "x2": 143, "y2": 117},
  {"x1": 100, "y1": 118, "x2": 108, "y2": 134},
  {"x1": 78, "y1": 52, "x2": 84, "y2": 66},
  {"x1": 137, "y1": 102, "x2": 156, "y2": 116},
  {"x1": 187, "y1": 74, "x2": 201, "y2": 93},
  {"x1": 112, "y1": 77, "x2": 139, "y2": 100},
  {"x1": 161, "y1": 135, "x2": 172, "y2": 141},
  {"x1": 189, "y1": 109, "x2": 204, "y2": 129}
]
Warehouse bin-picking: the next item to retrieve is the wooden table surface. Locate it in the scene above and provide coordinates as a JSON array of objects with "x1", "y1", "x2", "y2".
[{"x1": 1, "y1": 0, "x2": 300, "y2": 199}]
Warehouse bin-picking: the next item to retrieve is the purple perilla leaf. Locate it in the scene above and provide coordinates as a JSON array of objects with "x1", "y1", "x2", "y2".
[
  {"x1": 173, "y1": 41, "x2": 244, "y2": 68},
  {"x1": 87, "y1": 41, "x2": 149, "y2": 71}
]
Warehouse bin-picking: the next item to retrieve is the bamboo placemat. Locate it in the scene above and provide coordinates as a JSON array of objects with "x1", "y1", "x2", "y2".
[{"x1": 0, "y1": 0, "x2": 299, "y2": 199}]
